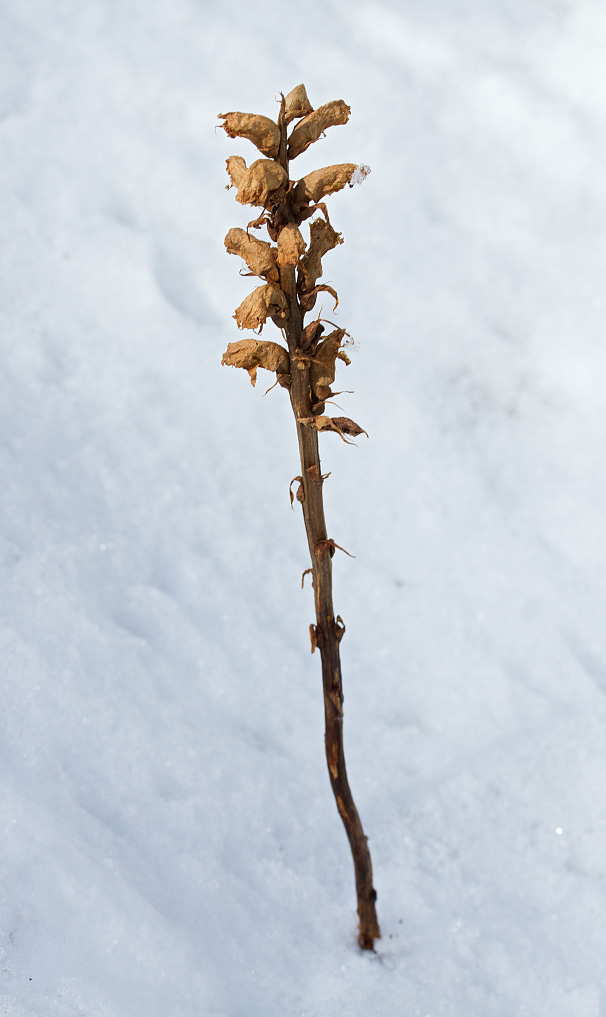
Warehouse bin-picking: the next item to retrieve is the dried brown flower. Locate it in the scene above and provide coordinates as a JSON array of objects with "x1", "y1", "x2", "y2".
[
  {"x1": 284, "y1": 84, "x2": 314, "y2": 124},
  {"x1": 224, "y1": 227, "x2": 279, "y2": 282},
  {"x1": 300, "y1": 218, "x2": 343, "y2": 290},
  {"x1": 221, "y1": 337, "x2": 290, "y2": 386},
  {"x1": 218, "y1": 112, "x2": 281, "y2": 159},
  {"x1": 310, "y1": 328, "x2": 350, "y2": 405},
  {"x1": 288, "y1": 100, "x2": 351, "y2": 160},
  {"x1": 276, "y1": 223, "x2": 306, "y2": 268},
  {"x1": 294, "y1": 163, "x2": 358, "y2": 205},
  {"x1": 225, "y1": 155, "x2": 247, "y2": 190},
  {"x1": 234, "y1": 283, "x2": 288, "y2": 331},
  {"x1": 226, "y1": 157, "x2": 288, "y2": 207}
]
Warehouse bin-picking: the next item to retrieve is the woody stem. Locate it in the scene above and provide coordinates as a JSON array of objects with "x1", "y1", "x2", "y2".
[{"x1": 275, "y1": 121, "x2": 379, "y2": 946}]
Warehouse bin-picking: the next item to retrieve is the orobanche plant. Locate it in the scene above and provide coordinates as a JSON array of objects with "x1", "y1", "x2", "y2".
[{"x1": 218, "y1": 84, "x2": 379, "y2": 950}]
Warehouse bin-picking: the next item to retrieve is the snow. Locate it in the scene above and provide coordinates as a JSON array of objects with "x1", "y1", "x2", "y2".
[{"x1": 2, "y1": 0, "x2": 606, "y2": 1014}]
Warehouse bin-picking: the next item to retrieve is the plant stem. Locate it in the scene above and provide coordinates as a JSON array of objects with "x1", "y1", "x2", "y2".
[{"x1": 275, "y1": 111, "x2": 379, "y2": 946}]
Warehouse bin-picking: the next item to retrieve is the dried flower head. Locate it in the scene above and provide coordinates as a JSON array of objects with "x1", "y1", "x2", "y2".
[
  {"x1": 288, "y1": 100, "x2": 351, "y2": 160},
  {"x1": 218, "y1": 112, "x2": 281, "y2": 159}
]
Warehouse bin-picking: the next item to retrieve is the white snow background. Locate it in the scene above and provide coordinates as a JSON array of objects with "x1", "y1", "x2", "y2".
[{"x1": 2, "y1": 0, "x2": 606, "y2": 1014}]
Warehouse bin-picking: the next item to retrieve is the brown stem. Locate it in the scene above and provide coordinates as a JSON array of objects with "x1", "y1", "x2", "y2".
[{"x1": 275, "y1": 104, "x2": 379, "y2": 949}]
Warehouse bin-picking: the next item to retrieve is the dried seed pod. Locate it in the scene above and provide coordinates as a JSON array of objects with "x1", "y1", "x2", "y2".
[
  {"x1": 284, "y1": 84, "x2": 314, "y2": 124},
  {"x1": 288, "y1": 100, "x2": 351, "y2": 160},
  {"x1": 277, "y1": 223, "x2": 306, "y2": 268},
  {"x1": 294, "y1": 163, "x2": 358, "y2": 206},
  {"x1": 310, "y1": 328, "x2": 349, "y2": 404},
  {"x1": 234, "y1": 283, "x2": 289, "y2": 331},
  {"x1": 222, "y1": 337, "x2": 290, "y2": 386},
  {"x1": 235, "y1": 159, "x2": 288, "y2": 207},
  {"x1": 300, "y1": 218, "x2": 343, "y2": 290},
  {"x1": 224, "y1": 228, "x2": 279, "y2": 282},
  {"x1": 218, "y1": 112, "x2": 281, "y2": 159},
  {"x1": 225, "y1": 155, "x2": 247, "y2": 190}
]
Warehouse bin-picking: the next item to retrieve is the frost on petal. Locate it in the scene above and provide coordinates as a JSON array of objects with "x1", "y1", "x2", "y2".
[
  {"x1": 350, "y1": 164, "x2": 371, "y2": 185},
  {"x1": 225, "y1": 155, "x2": 247, "y2": 189},
  {"x1": 236, "y1": 159, "x2": 287, "y2": 207},
  {"x1": 234, "y1": 283, "x2": 289, "y2": 331},
  {"x1": 300, "y1": 219, "x2": 343, "y2": 290},
  {"x1": 284, "y1": 83, "x2": 314, "y2": 124},
  {"x1": 288, "y1": 100, "x2": 351, "y2": 160},
  {"x1": 218, "y1": 112, "x2": 281, "y2": 159},
  {"x1": 294, "y1": 163, "x2": 358, "y2": 205},
  {"x1": 277, "y1": 223, "x2": 306, "y2": 268},
  {"x1": 221, "y1": 338, "x2": 290, "y2": 386},
  {"x1": 224, "y1": 228, "x2": 279, "y2": 281}
]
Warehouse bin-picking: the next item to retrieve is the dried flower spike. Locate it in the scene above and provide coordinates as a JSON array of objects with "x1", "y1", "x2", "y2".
[{"x1": 219, "y1": 86, "x2": 378, "y2": 952}]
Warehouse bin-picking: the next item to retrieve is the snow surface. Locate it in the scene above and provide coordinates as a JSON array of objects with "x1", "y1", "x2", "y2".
[{"x1": 2, "y1": 1, "x2": 606, "y2": 1014}]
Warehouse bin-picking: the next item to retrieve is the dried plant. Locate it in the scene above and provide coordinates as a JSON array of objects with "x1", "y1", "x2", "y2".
[{"x1": 219, "y1": 85, "x2": 379, "y2": 951}]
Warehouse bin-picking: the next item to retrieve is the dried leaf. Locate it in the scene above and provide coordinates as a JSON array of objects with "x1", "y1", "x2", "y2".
[
  {"x1": 277, "y1": 223, "x2": 306, "y2": 268},
  {"x1": 300, "y1": 219, "x2": 343, "y2": 290},
  {"x1": 294, "y1": 163, "x2": 357, "y2": 205},
  {"x1": 221, "y1": 337, "x2": 290, "y2": 386},
  {"x1": 284, "y1": 84, "x2": 313, "y2": 124},
  {"x1": 288, "y1": 100, "x2": 351, "y2": 160},
  {"x1": 224, "y1": 227, "x2": 278, "y2": 282},
  {"x1": 227, "y1": 158, "x2": 287, "y2": 207},
  {"x1": 233, "y1": 283, "x2": 289, "y2": 331},
  {"x1": 218, "y1": 112, "x2": 281, "y2": 158}
]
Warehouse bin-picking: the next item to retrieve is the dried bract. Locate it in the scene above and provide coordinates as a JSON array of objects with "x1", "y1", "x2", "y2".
[
  {"x1": 227, "y1": 158, "x2": 288, "y2": 207},
  {"x1": 222, "y1": 337, "x2": 290, "y2": 386},
  {"x1": 300, "y1": 218, "x2": 343, "y2": 290},
  {"x1": 234, "y1": 283, "x2": 288, "y2": 331},
  {"x1": 331, "y1": 416, "x2": 368, "y2": 438},
  {"x1": 302, "y1": 415, "x2": 367, "y2": 443},
  {"x1": 218, "y1": 112, "x2": 281, "y2": 159},
  {"x1": 224, "y1": 228, "x2": 279, "y2": 282},
  {"x1": 284, "y1": 83, "x2": 314, "y2": 124},
  {"x1": 277, "y1": 223, "x2": 306, "y2": 268},
  {"x1": 288, "y1": 100, "x2": 351, "y2": 160},
  {"x1": 294, "y1": 163, "x2": 358, "y2": 205}
]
